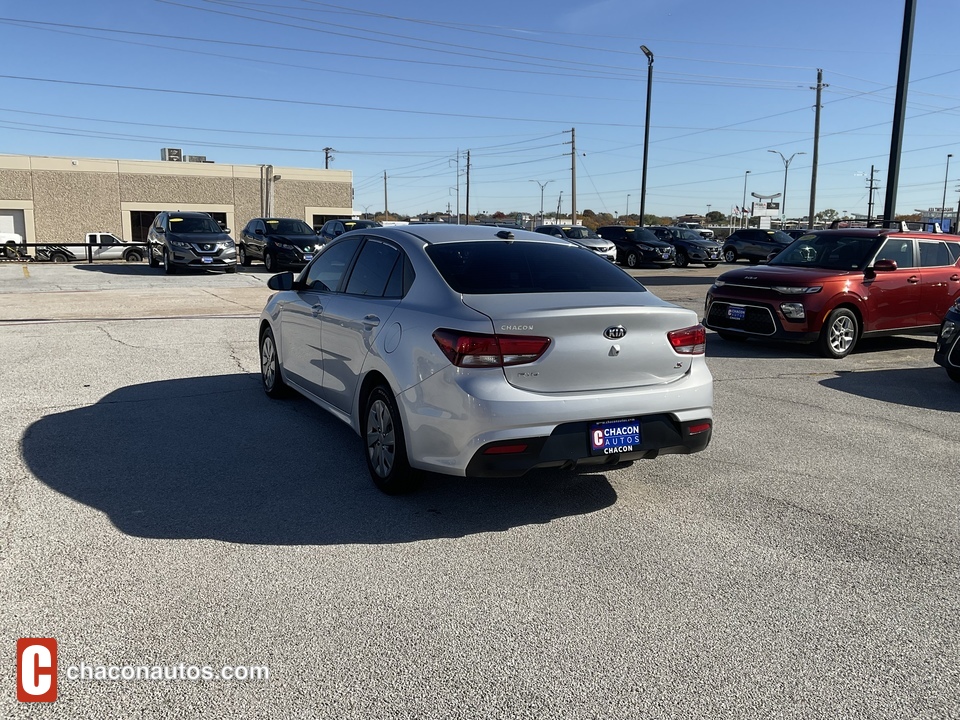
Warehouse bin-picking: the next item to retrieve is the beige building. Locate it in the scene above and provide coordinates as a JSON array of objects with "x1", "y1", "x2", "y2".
[{"x1": 0, "y1": 153, "x2": 354, "y2": 249}]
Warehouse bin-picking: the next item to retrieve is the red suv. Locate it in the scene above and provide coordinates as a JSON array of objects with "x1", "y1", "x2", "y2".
[{"x1": 704, "y1": 227, "x2": 960, "y2": 358}]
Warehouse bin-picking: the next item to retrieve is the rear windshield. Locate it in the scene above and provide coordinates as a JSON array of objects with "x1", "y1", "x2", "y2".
[{"x1": 426, "y1": 241, "x2": 646, "y2": 294}]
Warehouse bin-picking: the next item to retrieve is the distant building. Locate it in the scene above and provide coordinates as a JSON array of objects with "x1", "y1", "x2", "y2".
[{"x1": 0, "y1": 153, "x2": 353, "y2": 249}]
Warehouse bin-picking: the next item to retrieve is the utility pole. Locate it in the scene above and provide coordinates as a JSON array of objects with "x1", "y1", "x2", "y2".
[
  {"x1": 566, "y1": 128, "x2": 577, "y2": 225},
  {"x1": 323, "y1": 147, "x2": 335, "y2": 169},
  {"x1": 883, "y1": 0, "x2": 917, "y2": 225},
  {"x1": 808, "y1": 69, "x2": 827, "y2": 230},
  {"x1": 866, "y1": 165, "x2": 880, "y2": 225},
  {"x1": 465, "y1": 150, "x2": 471, "y2": 225},
  {"x1": 456, "y1": 149, "x2": 461, "y2": 224},
  {"x1": 639, "y1": 45, "x2": 654, "y2": 228},
  {"x1": 383, "y1": 171, "x2": 388, "y2": 222}
]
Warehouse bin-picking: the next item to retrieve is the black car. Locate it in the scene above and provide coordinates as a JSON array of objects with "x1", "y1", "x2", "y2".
[
  {"x1": 317, "y1": 218, "x2": 382, "y2": 244},
  {"x1": 239, "y1": 218, "x2": 321, "y2": 272},
  {"x1": 934, "y1": 299, "x2": 960, "y2": 383},
  {"x1": 595, "y1": 225, "x2": 676, "y2": 268},
  {"x1": 648, "y1": 226, "x2": 722, "y2": 268},
  {"x1": 722, "y1": 228, "x2": 795, "y2": 264},
  {"x1": 785, "y1": 228, "x2": 812, "y2": 240},
  {"x1": 146, "y1": 211, "x2": 237, "y2": 274}
]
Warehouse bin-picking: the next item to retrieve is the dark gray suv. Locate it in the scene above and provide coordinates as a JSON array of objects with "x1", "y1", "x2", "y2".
[{"x1": 147, "y1": 211, "x2": 238, "y2": 274}]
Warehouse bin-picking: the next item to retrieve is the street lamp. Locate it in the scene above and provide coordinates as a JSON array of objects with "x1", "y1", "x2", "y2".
[
  {"x1": 530, "y1": 179, "x2": 552, "y2": 226},
  {"x1": 626, "y1": 194, "x2": 631, "y2": 221},
  {"x1": 768, "y1": 150, "x2": 806, "y2": 227},
  {"x1": 741, "y1": 170, "x2": 751, "y2": 228},
  {"x1": 941, "y1": 154, "x2": 953, "y2": 227},
  {"x1": 639, "y1": 45, "x2": 654, "y2": 228}
]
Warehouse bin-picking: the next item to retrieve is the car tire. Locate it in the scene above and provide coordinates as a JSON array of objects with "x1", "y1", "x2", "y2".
[
  {"x1": 705, "y1": 262, "x2": 718, "y2": 268},
  {"x1": 259, "y1": 326, "x2": 288, "y2": 398},
  {"x1": 674, "y1": 250, "x2": 689, "y2": 268},
  {"x1": 625, "y1": 251, "x2": 640, "y2": 268},
  {"x1": 50, "y1": 252, "x2": 69, "y2": 263},
  {"x1": 818, "y1": 308, "x2": 859, "y2": 359},
  {"x1": 124, "y1": 250, "x2": 143, "y2": 263},
  {"x1": 238, "y1": 245, "x2": 251, "y2": 267},
  {"x1": 364, "y1": 384, "x2": 420, "y2": 495},
  {"x1": 947, "y1": 367, "x2": 960, "y2": 383},
  {"x1": 264, "y1": 250, "x2": 276, "y2": 273},
  {"x1": 723, "y1": 248, "x2": 738, "y2": 263},
  {"x1": 163, "y1": 249, "x2": 177, "y2": 275},
  {"x1": 147, "y1": 245, "x2": 160, "y2": 268}
]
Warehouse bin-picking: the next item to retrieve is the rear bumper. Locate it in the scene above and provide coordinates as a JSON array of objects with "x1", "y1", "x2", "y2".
[
  {"x1": 398, "y1": 360, "x2": 713, "y2": 477},
  {"x1": 465, "y1": 414, "x2": 712, "y2": 478}
]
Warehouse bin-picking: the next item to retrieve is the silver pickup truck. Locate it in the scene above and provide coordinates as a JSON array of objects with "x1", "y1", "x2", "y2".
[{"x1": 42, "y1": 233, "x2": 145, "y2": 263}]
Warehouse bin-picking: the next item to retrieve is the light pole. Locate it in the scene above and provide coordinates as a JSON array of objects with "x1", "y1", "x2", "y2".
[
  {"x1": 706, "y1": 204, "x2": 711, "y2": 220},
  {"x1": 768, "y1": 150, "x2": 805, "y2": 228},
  {"x1": 741, "y1": 170, "x2": 751, "y2": 228},
  {"x1": 557, "y1": 190, "x2": 563, "y2": 219},
  {"x1": 639, "y1": 45, "x2": 654, "y2": 228},
  {"x1": 626, "y1": 194, "x2": 631, "y2": 221},
  {"x1": 940, "y1": 154, "x2": 953, "y2": 227},
  {"x1": 530, "y1": 179, "x2": 552, "y2": 226}
]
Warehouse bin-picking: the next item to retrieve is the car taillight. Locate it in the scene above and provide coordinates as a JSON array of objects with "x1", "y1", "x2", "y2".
[
  {"x1": 433, "y1": 329, "x2": 551, "y2": 367},
  {"x1": 667, "y1": 324, "x2": 706, "y2": 355}
]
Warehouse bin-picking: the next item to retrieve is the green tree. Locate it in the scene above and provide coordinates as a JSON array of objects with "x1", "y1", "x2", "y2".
[
  {"x1": 706, "y1": 211, "x2": 726, "y2": 224},
  {"x1": 816, "y1": 209, "x2": 839, "y2": 223}
]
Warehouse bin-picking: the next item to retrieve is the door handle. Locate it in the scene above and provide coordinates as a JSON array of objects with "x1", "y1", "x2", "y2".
[
  {"x1": 907, "y1": 276, "x2": 919, "y2": 284},
  {"x1": 362, "y1": 314, "x2": 381, "y2": 328},
  {"x1": 311, "y1": 303, "x2": 324, "y2": 316},
  {"x1": 951, "y1": 274, "x2": 959, "y2": 282}
]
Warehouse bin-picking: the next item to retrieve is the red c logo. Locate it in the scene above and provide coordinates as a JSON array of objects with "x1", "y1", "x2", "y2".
[{"x1": 16, "y1": 638, "x2": 57, "y2": 702}]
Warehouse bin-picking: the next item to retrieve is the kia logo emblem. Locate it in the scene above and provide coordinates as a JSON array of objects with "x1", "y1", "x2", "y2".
[{"x1": 604, "y1": 325, "x2": 627, "y2": 340}]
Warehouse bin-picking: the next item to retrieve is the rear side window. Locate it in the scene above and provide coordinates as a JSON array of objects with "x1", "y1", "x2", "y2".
[
  {"x1": 345, "y1": 239, "x2": 402, "y2": 297},
  {"x1": 919, "y1": 240, "x2": 954, "y2": 267},
  {"x1": 426, "y1": 241, "x2": 645, "y2": 294}
]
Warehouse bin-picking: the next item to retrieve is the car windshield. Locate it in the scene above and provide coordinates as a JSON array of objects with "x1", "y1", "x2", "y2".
[
  {"x1": 678, "y1": 229, "x2": 704, "y2": 242},
  {"x1": 265, "y1": 219, "x2": 314, "y2": 234},
  {"x1": 628, "y1": 228, "x2": 662, "y2": 244},
  {"x1": 563, "y1": 227, "x2": 600, "y2": 240},
  {"x1": 343, "y1": 220, "x2": 380, "y2": 231},
  {"x1": 426, "y1": 241, "x2": 646, "y2": 294},
  {"x1": 760, "y1": 230, "x2": 795, "y2": 244},
  {"x1": 169, "y1": 216, "x2": 223, "y2": 233},
  {"x1": 768, "y1": 235, "x2": 884, "y2": 270}
]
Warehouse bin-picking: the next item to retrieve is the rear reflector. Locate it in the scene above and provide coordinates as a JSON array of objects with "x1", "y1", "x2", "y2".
[
  {"x1": 667, "y1": 324, "x2": 707, "y2": 355},
  {"x1": 433, "y1": 329, "x2": 551, "y2": 367},
  {"x1": 483, "y1": 443, "x2": 529, "y2": 455},
  {"x1": 687, "y1": 422, "x2": 712, "y2": 435}
]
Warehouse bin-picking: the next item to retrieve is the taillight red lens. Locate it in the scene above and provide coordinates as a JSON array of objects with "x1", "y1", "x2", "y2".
[
  {"x1": 433, "y1": 329, "x2": 551, "y2": 367},
  {"x1": 667, "y1": 324, "x2": 706, "y2": 355}
]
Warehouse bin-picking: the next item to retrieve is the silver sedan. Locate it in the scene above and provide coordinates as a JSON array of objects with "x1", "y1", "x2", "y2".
[{"x1": 258, "y1": 224, "x2": 713, "y2": 493}]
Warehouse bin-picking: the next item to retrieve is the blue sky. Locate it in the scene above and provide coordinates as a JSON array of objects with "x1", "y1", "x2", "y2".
[{"x1": 1, "y1": 0, "x2": 958, "y2": 221}]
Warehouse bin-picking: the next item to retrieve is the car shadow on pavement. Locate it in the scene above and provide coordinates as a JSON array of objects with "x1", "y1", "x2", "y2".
[
  {"x1": 22, "y1": 374, "x2": 617, "y2": 545},
  {"x1": 71, "y1": 263, "x2": 157, "y2": 275},
  {"x1": 704, "y1": 332, "x2": 936, "y2": 359},
  {"x1": 820, "y1": 367, "x2": 958, "y2": 412}
]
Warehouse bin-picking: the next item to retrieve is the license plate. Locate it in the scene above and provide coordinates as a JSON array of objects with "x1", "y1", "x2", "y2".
[
  {"x1": 304, "y1": 254, "x2": 313, "y2": 261},
  {"x1": 201, "y1": 256, "x2": 213, "y2": 264},
  {"x1": 589, "y1": 418, "x2": 641, "y2": 456},
  {"x1": 727, "y1": 306, "x2": 746, "y2": 320}
]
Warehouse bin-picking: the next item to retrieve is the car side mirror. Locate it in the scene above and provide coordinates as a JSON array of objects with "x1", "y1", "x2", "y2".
[
  {"x1": 222, "y1": 228, "x2": 231, "y2": 234},
  {"x1": 333, "y1": 229, "x2": 343, "y2": 237},
  {"x1": 871, "y1": 259, "x2": 897, "y2": 272},
  {"x1": 155, "y1": 227, "x2": 165, "y2": 235},
  {"x1": 267, "y1": 271, "x2": 294, "y2": 291}
]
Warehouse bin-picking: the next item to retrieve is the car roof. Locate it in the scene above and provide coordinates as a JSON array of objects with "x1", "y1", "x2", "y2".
[
  {"x1": 167, "y1": 211, "x2": 212, "y2": 218},
  {"x1": 363, "y1": 223, "x2": 570, "y2": 246}
]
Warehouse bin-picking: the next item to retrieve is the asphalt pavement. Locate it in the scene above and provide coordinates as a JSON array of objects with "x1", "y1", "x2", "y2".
[{"x1": 1, "y1": 262, "x2": 958, "y2": 719}]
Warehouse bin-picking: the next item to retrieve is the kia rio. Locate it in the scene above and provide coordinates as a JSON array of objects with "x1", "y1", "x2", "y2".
[{"x1": 258, "y1": 224, "x2": 713, "y2": 493}]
